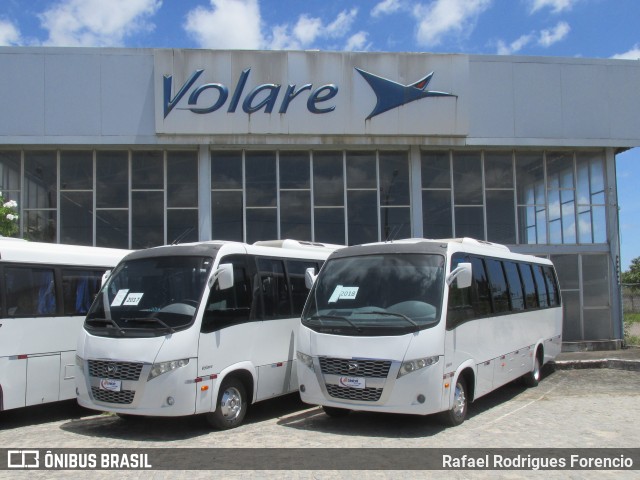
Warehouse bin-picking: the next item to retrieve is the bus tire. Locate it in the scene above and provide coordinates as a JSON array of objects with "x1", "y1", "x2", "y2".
[
  {"x1": 206, "y1": 378, "x2": 247, "y2": 430},
  {"x1": 522, "y1": 354, "x2": 541, "y2": 388},
  {"x1": 322, "y1": 406, "x2": 351, "y2": 418},
  {"x1": 440, "y1": 377, "x2": 467, "y2": 426}
]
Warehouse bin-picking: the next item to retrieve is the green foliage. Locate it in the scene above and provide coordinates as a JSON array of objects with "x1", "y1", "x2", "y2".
[
  {"x1": 621, "y1": 257, "x2": 640, "y2": 290},
  {"x1": 0, "y1": 192, "x2": 18, "y2": 237}
]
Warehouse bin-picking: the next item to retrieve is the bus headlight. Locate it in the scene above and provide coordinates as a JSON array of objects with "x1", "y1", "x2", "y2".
[
  {"x1": 296, "y1": 351, "x2": 314, "y2": 371},
  {"x1": 397, "y1": 356, "x2": 439, "y2": 378},
  {"x1": 148, "y1": 359, "x2": 190, "y2": 381}
]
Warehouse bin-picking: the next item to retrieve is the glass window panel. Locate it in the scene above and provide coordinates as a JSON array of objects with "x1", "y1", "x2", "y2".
[
  {"x1": 422, "y1": 190, "x2": 452, "y2": 239},
  {"x1": 421, "y1": 151, "x2": 450, "y2": 189},
  {"x1": 470, "y1": 257, "x2": 491, "y2": 316},
  {"x1": 62, "y1": 269, "x2": 103, "y2": 315},
  {"x1": 515, "y1": 152, "x2": 544, "y2": 205},
  {"x1": 346, "y1": 151, "x2": 376, "y2": 189},
  {"x1": 561, "y1": 290, "x2": 581, "y2": 341},
  {"x1": 246, "y1": 152, "x2": 276, "y2": 207},
  {"x1": 592, "y1": 206, "x2": 606, "y2": 243},
  {"x1": 379, "y1": 152, "x2": 410, "y2": 206},
  {"x1": 313, "y1": 152, "x2": 344, "y2": 207},
  {"x1": 132, "y1": 191, "x2": 164, "y2": 248},
  {"x1": 96, "y1": 151, "x2": 128, "y2": 209},
  {"x1": 519, "y1": 263, "x2": 539, "y2": 309},
  {"x1": 211, "y1": 151, "x2": 243, "y2": 189},
  {"x1": 486, "y1": 190, "x2": 516, "y2": 244},
  {"x1": 486, "y1": 259, "x2": 510, "y2": 313},
  {"x1": 60, "y1": 151, "x2": 93, "y2": 190},
  {"x1": 212, "y1": 191, "x2": 243, "y2": 241},
  {"x1": 562, "y1": 201, "x2": 576, "y2": 243},
  {"x1": 25, "y1": 210, "x2": 56, "y2": 242},
  {"x1": 380, "y1": 207, "x2": 411, "y2": 241},
  {"x1": 550, "y1": 254, "x2": 579, "y2": 290},
  {"x1": 246, "y1": 208, "x2": 277, "y2": 244},
  {"x1": 455, "y1": 206, "x2": 484, "y2": 239},
  {"x1": 503, "y1": 261, "x2": 525, "y2": 311},
  {"x1": 576, "y1": 159, "x2": 590, "y2": 205},
  {"x1": 484, "y1": 152, "x2": 513, "y2": 188},
  {"x1": 453, "y1": 152, "x2": 482, "y2": 205},
  {"x1": 257, "y1": 258, "x2": 291, "y2": 319},
  {"x1": 167, "y1": 151, "x2": 198, "y2": 208},
  {"x1": 548, "y1": 189, "x2": 560, "y2": 221},
  {"x1": 279, "y1": 152, "x2": 310, "y2": 189},
  {"x1": 5, "y1": 267, "x2": 56, "y2": 316},
  {"x1": 280, "y1": 190, "x2": 311, "y2": 241},
  {"x1": 347, "y1": 190, "x2": 378, "y2": 245},
  {"x1": 549, "y1": 219, "x2": 562, "y2": 244},
  {"x1": 533, "y1": 265, "x2": 549, "y2": 307},
  {"x1": 314, "y1": 207, "x2": 345, "y2": 245},
  {"x1": 60, "y1": 192, "x2": 93, "y2": 246},
  {"x1": 0, "y1": 151, "x2": 21, "y2": 191},
  {"x1": 287, "y1": 260, "x2": 319, "y2": 315},
  {"x1": 546, "y1": 152, "x2": 574, "y2": 190},
  {"x1": 518, "y1": 206, "x2": 544, "y2": 244},
  {"x1": 96, "y1": 210, "x2": 129, "y2": 249},
  {"x1": 583, "y1": 308, "x2": 611, "y2": 340},
  {"x1": 132, "y1": 151, "x2": 163, "y2": 189},
  {"x1": 589, "y1": 156, "x2": 604, "y2": 194},
  {"x1": 543, "y1": 266, "x2": 560, "y2": 307},
  {"x1": 167, "y1": 209, "x2": 198, "y2": 244},
  {"x1": 582, "y1": 255, "x2": 609, "y2": 308},
  {"x1": 578, "y1": 210, "x2": 593, "y2": 244},
  {"x1": 24, "y1": 151, "x2": 57, "y2": 209}
]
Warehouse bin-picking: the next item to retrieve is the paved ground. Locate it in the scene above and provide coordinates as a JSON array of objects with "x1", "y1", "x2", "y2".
[{"x1": 1, "y1": 365, "x2": 639, "y2": 479}]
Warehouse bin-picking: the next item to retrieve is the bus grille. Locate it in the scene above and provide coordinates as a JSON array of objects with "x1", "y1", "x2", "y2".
[
  {"x1": 319, "y1": 357, "x2": 391, "y2": 378},
  {"x1": 88, "y1": 360, "x2": 143, "y2": 381},
  {"x1": 91, "y1": 387, "x2": 135, "y2": 405},
  {"x1": 325, "y1": 384, "x2": 383, "y2": 402}
]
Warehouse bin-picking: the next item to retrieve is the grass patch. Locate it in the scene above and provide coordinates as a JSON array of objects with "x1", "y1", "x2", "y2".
[{"x1": 624, "y1": 312, "x2": 640, "y2": 324}]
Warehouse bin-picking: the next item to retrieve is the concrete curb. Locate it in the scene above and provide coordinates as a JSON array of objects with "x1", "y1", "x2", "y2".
[{"x1": 551, "y1": 359, "x2": 640, "y2": 372}]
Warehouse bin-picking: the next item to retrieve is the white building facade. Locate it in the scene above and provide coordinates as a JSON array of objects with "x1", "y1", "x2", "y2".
[{"x1": 1, "y1": 47, "x2": 638, "y2": 349}]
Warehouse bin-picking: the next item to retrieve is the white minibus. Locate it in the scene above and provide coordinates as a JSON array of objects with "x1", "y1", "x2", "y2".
[
  {"x1": 0, "y1": 239, "x2": 129, "y2": 412},
  {"x1": 298, "y1": 238, "x2": 562, "y2": 426},
  {"x1": 75, "y1": 240, "x2": 338, "y2": 429}
]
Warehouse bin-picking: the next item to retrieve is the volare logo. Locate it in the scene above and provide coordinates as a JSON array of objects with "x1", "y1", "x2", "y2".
[{"x1": 162, "y1": 66, "x2": 455, "y2": 120}]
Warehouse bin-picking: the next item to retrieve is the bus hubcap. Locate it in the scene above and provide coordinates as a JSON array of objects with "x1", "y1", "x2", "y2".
[{"x1": 220, "y1": 387, "x2": 242, "y2": 420}]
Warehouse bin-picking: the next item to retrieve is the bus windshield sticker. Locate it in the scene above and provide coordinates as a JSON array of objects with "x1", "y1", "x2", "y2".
[
  {"x1": 111, "y1": 289, "x2": 129, "y2": 306},
  {"x1": 123, "y1": 293, "x2": 144, "y2": 306},
  {"x1": 328, "y1": 285, "x2": 359, "y2": 303}
]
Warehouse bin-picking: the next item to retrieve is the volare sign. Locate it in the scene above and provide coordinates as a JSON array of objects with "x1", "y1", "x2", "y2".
[
  {"x1": 163, "y1": 68, "x2": 339, "y2": 118},
  {"x1": 153, "y1": 50, "x2": 469, "y2": 136}
]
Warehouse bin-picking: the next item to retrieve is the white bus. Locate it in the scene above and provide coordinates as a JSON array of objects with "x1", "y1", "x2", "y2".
[
  {"x1": 297, "y1": 238, "x2": 562, "y2": 426},
  {"x1": 75, "y1": 240, "x2": 338, "y2": 429},
  {"x1": 0, "y1": 239, "x2": 129, "y2": 412}
]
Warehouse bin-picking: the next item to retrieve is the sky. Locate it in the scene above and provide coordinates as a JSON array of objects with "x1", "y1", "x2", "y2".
[{"x1": 0, "y1": 0, "x2": 639, "y2": 268}]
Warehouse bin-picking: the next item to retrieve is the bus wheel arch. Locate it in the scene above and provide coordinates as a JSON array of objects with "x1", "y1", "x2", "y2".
[
  {"x1": 206, "y1": 370, "x2": 254, "y2": 430},
  {"x1": 441, "y1": 367, "x2": 474, "y2": 427},
  {"x1": 523, "y1": 345, "x2": 544, "y2": 388}
]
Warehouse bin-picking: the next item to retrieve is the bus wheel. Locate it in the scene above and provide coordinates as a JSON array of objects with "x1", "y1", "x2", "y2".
[
  {"x1": 206, "y1": 378, "x2": 247, "y2": 429},
  {"x1": 523, "y1": 354, "x2": 541, "y2": 388},
  {"x1": 440, "y1": 377, "x2": 467, "y2": 426},
  {"x1": 322, "y1": 406, "x2": 350, "y2": 418}
]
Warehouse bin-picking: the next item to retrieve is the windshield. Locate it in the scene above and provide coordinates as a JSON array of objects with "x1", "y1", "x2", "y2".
[
  {"x1": 85, "y1": 255, "x2": 213, "y2": 338},
  {"x1": 302, "y1": 253, "x2": 445, "y2": 336}
]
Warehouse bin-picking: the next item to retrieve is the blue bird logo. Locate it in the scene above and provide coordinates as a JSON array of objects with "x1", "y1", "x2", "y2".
[{"x1": 355, "y1": 67, "x2": 456, "y2": 120}]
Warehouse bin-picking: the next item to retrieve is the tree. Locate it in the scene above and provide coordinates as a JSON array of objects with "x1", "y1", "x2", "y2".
[{"x1": 622, "y1": 257, "x2": 640, "y2": 290}]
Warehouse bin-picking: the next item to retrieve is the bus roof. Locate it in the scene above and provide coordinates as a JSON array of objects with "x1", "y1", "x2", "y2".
[{"x1": 0, "y1": 238, "x2": 130, "y2": 267}]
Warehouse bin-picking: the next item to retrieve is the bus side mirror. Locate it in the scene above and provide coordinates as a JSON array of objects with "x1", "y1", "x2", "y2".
[
  {"x1": 209, "y1": 263, "x2": 234, "y2": 290},
  {"x1": 305, "y1": 267, "x2": 318, "y2": 289},
  {"x1": 446, "y1": 262, "x2": 472, "y2": 289}
]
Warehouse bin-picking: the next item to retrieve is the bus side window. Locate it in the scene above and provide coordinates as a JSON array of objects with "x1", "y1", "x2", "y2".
[
  {"x1": 5, "y1": 267, "x2": 57, "y2": 316},
  {"x1": 62, "y1": 269, "x2": 103, "y2": 315},
  {"x1": 470, "y1": 257, "x2": 492, "y2": 317},
  {"x1": 503, "y1": 261, "x2": 525, "y2": 311},
  {"x1": 446, "y1": 253, "x2": 474, "y2": 329},
  {"x1": 518, "y1": 263, "x2": 539, "y2": 309},
  {"x1": 286, "y1": 260, "x2": 318, "y2": 316},
  {"x1": 533, "y1": 264, "x2": 550, "y2": 308},
  {"x1": 485, "y1": 258, "x2": 510, "y2": 313},
  {"x1": 257, "y1": 258, "x2": 291, "y2": 319},
  {"x1": 202, "y1": 256, "x2": 253, "y2": 333},
  {"x1": 543, "y1": 266, "x2": 561, "y2": 307}
]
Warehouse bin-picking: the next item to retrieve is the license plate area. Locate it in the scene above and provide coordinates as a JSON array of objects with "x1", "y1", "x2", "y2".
[
  {"x1": 99, "y1": 379, "x2": 122, "y2": 392},
  {"x1": 338, "y1": 376, "x2": 365, "y2": 389}
]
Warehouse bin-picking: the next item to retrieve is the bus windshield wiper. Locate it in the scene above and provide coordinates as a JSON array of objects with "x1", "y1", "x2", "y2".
[
  {"x1": 85, "y1": 317, "x2": 126, "y2": 336},
  {"x1": 308, "y1": 314, "x2": 362, "y2": 332},
  {"x1": 121, "y1": 317, "x2": 176, "y2": 334},
  {"x1": 359, "y1": 311, "x2": 420, "y2": 331}
]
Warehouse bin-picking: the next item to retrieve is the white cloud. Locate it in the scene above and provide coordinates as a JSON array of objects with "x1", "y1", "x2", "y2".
[
  {"x1": 529, "y1": 0, "x2": 578, "y2": 14},
  {"x1": 496, "y1": 33, "x2": 534, "y2": 55},
  {"x1": 184, "y1": 0, "x2": 263, "y2": 49},
  {"x1": 0, "y1": 19, "x2": 21, "y2": 46},
  {"x1": 345, "y1": 31, "x2": 370, "y2": 51},
  {"x1": 538, "y1": 21, "x2": 570, "y2": 47},
  {"x1": 266, "y1": 8, "x2": 359, "y2": 50},
  {"x1": 39, "y1": 0, "x2": 161, "y2": 47},
  {"x1": 372, "y1": 0, "x2": 402, "y2": 18},
  {"x1": 413, "y1": 0, "x2": 492, "y2": 47},
  {"x1": 612, "y1": 44, "x2": 640, "y2": 60}
]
